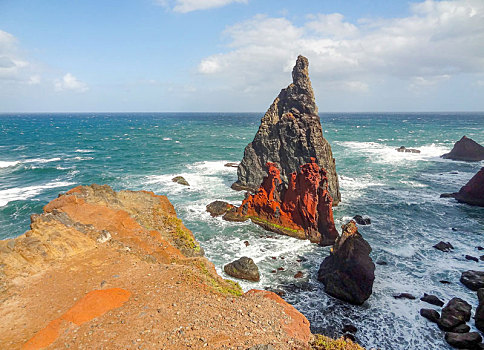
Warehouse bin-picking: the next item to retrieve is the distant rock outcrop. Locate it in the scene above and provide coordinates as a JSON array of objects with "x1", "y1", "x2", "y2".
[
  {"x1": 232, "y1": 55, "x2": 340, "y2": 206},
  {"x1": 441, "y1": 136, "x2": 484, "y2": 161},
  {"x1": 225, "y1": 159, "x2": 338, "y2": 246},
  {"x1": 441, "y1": 168, "x2": 484, "y2": 207},
  {"x1": 317, "y1": 221, "x2": 375, "y2": 305}
]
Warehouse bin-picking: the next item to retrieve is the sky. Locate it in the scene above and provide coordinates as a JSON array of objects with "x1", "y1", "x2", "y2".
[{"x1": 0, "y1": 0, "x2": 483, "y2": 112}]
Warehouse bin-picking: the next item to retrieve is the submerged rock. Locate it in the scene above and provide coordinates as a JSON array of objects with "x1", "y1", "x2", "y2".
[
  {"x1": 224, "y1": 257, "x2": 260, "y2": 282},
  {"x1": 172, "y1": 176, "x2": 189, "y2": 186},
  {"x1": 438, "y1": 298, "x2": 472, "y2": 331},
  {"x1": 443, "y1": 167, "x2": 484, "y2": 207},
  {"x1": 393, "y1": 293, "x2": 416, "y2": 300},
  {"x1": 206, "y1": 201, "x2": 234, "y2": 217},
  {"x1": 226, "y1": 160, "x2": 338, "y2": 245},
  {"x1": 465, "y1": 255, "x2": 479, "y2": 262},
  {"x1": 461, "y1": 270, "x2": 484, "y2": 291},
  {"x1": 441, "y1": 136, "x2": 484, "y2": 161},
  {"x1": 233, "y1": 55, "x2": 340, "y2": 205},
  {"x1": 317, "y1": 221, "x2": 375, "y2": 305},
  {"x1": 433, "y1": 241, "x2": 454, "y2": 252},
  {"x1": 396, "y1": 146, "x2": 421, "y2": 153}
]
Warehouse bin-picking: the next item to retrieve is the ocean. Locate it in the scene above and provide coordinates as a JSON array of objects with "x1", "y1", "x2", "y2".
[{"x1": 0, "y1": 112, "x2": 483, "y2": 349}]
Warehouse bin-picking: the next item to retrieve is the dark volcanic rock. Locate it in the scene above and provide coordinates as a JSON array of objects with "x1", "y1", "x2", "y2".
[
  {"x1": 421, "y1": 293, "x2": 444, "y2": 307},
  {"x1": 475, "y1": 288, "x2": 484, "y2": 332},
  {"x1": 223, "y1": 257, "x2": 260, "y2": 282},
  {"x1": 396, "y1": 146, "x2": 421, "y2": 153},
  {"x1": 172, "y1": 176, "x2": 189, "y2": 186},
  {"x1": 445, "y1": 167, "x2": 484, "y2": 207},
  {"x1": 318, "y1": 221, "x2": 375, "y2": 305},
  {"x1": 353, "y1": 215, "x2": 371, "y2": 225},
  {"x1": 465, "y1": 255, "x2": 479, "y2": 262},
  {"x1": 461, "y1": 270, "x2": 484, "y2": 291},
  {"x1": 450, "y1": 324, "x2": 470, "y2": 333},
  {"x1": 441, "y1": 136, "x2": 484, "y2": 161},
  {"x1": 393, "y1": 293, "x2": 416, "y2": 300},
  {"x1": 438, "y1": 298, "x2": 472, "y2": 331},
  {"x1": 342, "y1": 324, "x2": 357, "y2": 334},
  {"x1": 376, "y1": 260, "x2": 388, "y2": 266},
  {"x1": 420, "y1": 308, "x2": 440, "y2": 323},
  {"x1": 433, "y1": 241, "x2": 454, "y2": 252},
  {"x1": 445, "y1": 332, "x2": 482, "y2": 349},
  {"x1": 233, "y1": 55, "x2": 340, "y2": 205},
  {"x1": 206, "y1": 200, "x2": 234, "y2": 217}
]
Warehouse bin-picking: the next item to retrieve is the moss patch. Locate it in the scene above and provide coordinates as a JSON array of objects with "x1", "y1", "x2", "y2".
[
  {"x1": 197, "y1": 261, "x2": 243, "y2": 297},
  {"x1": 250, "y1": 217, "x2": 303, "y2": 235},
  {"x1": 310, "y1": 335, "x2": 365, "y2": 350}
]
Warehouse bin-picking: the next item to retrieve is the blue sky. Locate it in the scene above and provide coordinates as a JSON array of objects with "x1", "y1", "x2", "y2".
[{"x1": 0, "y1": 0, "x2": 483, "y2": 112}]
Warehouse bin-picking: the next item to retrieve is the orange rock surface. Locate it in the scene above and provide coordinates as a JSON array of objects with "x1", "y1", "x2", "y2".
[
  {"x1": 0, "y1": 184, "x2": 315, "y2": 349},
  {"x1": 230, "y1": 158, "x2": 338, "y2": 245}
]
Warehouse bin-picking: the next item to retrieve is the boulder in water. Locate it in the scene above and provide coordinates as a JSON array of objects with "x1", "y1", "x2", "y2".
[
  {"x1": 353, "y1": 215, "x2": 371, "y2": 225},
  {"x1": 223, "y1": 257, "x2": 260, "y2": 282},
  {"x1": 445, "y1": 332, "x2": 482, "y2": 349},
  {"x1": 317, "y1": 221, "x2": 375, "y2": 305},
  {"x1": 460, "y1": 270, "x2": 484, "y2": 291},
  {"x1": 396, "y1": 146, "x2": 421, "y2": 153},
  {"x1": 206, "y1": 201, "x2": 234, "y2": 217},
  {"x1": 438, "y1": 297, "x2": 472, "y2": 331},
  {"x1": 443, "y1": 168, "x2": 484, "y2": 207},
  {"x1": 441, "y1": 136, "x2": 484, "y2": 161},
  {"x1": 172, "y1": 176, "x2": 189, "y2": 186},
  {"x1": 475, "y1": 288, "x2": 484, "y2": 332}
]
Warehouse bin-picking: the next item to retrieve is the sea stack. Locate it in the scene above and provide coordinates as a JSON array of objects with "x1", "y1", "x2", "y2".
[
  {"x1": 442, "y1": 167, "x2": 484, "y2": 207},
  {"x1": 224, "y1": 159, "x2": 338, "y2": 246},
  {"x1": 232, "y1": 55, "x2": 341, "y2": 205},
  {"x1": 441, "y1": 136, "x2": 484, "y2": 161}
]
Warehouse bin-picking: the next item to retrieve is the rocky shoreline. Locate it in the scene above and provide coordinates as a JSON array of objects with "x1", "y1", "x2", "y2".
[{"x1": 0, "y1": 184, "x2": 363, "y2": 350}]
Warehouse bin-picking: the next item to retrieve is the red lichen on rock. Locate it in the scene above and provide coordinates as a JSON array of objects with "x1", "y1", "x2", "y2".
[
  {"x1": 230, "y1": 158, "x2": 338, "y2": 245},
  {"x1": 245, "y1": 289, "x2": 311, "y2": 343},
  {"x1": 22, "y1": 288, "x2": 131, "y2": 350}
]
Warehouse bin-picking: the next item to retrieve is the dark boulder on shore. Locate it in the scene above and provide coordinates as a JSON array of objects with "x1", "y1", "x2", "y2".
[
  {"x1": 438, "y1": 297, "x2": 472, "y2": 331},
  {"x1": 318, "y1": 220, "x2": 375, "y2": 305},
  {"x1": 224, "y1": 257, "x2": 260, "y2": 282},
  {"x1": 460, "y1": 270, "x2": 484, "y2": 291},
  {"x1": 232, "y1": 55, "x2": 340, "y2": 205},
  {"x1": 476, "y1": 288, "x2": 484, "y2": 332},
  {"x1": 441, "y1": 136, "x2": 484, "y2": 161},
  {"x1": 420, "y1": 308, "x2": 440, "y2": 323},
  {"x1": 421, "y1": 293, "x2": 444, "y2": 307},
  {"x1": 445, "y1": 332, "x2": 482, "y2": 349}
]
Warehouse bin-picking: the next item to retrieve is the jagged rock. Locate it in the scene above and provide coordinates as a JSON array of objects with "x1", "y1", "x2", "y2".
[
  {"x1": 445, "y1": 332, "x2": 482, "y2": 349},
  {"x1": 433, "y1": 241, "x2": 454, "y2": 252},
  {"x1": 224, "y1": 257, "x2": 260, "y2": 282},
  {"x1": 420, "y1": 308, "x2": 440, "y2": 323},
  {"x1": 466, "y1": 255, "x2": 479, "y2": 262},
  {"x1": 441, "y1": 136, "x2": 484, "y2": 161},
  {"x1": 206, "y1": 201, "x2": 234, "y2": 217},
  {"x1": 317, "y1": 221, "x2": 375, "y2": 305},
  {"x1": 172, "y1": 176, "x2": 189, "y2": 186},
  {"x1": 226, "y1": 160, "x2": 338, "y2": 245},
  {"x1": 421, "y1": 294, "x2": 444, "y2": 307},
  {"x1": 353, "y1": 215, "x2": 371, "y2": 225},
  {"x1": 443, "y1": 168, "x2": 484, "y2": 207},
  {"x1": 461, "y1": 270, "x2": 484, "y2": 291},
  {"x1": 393, "y1": 293, "x2": 416, "y2": 300},
  {"x1": 396, "y1": 146, "x2": 421, "y2": 153},
  {"x1": 233, "y1": 56, "x2": 340, "y2": 205},
  {"x1": 475, "y1": 288, "x2": 484, "y2": 332},
  {"x1": 438, "y1": 298, "x2": 472, "y2": 331}
]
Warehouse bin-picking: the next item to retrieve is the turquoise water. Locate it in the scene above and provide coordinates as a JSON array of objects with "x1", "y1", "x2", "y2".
[{"x1": 1, "y1": 112, "x2": 483, "y2": 349}]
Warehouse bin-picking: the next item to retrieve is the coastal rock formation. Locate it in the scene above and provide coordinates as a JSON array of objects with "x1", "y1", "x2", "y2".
[
  {"x1": 441, "y1": 136, "x2": 484, "y2": 161},
  {"x1": 232, "y1": 55, "x2": 341, "y2": 205},
  {"x1": 0, "y1": 185, "x2": 315, "y2": 349},
  {"x1": 396, "y1": 146, "x2": 421, "y2": 153},
  {"x1": 225, "y1": 159, "x2": 338, "y2": 246},
  {"x1": 317, "y1": 221, "x2": 375, "y2": 305},
  {"x1": 442, "y1": 168, "x2": 484, "y2": 207},
  {"x1": 172, "y1": 176, "x2": 189, "y2": 186},
  {"x1": 224, "y1": 257, "x2": 260, "y2": 282},
  {"x1": 206, "y1": 200, "x2": 234, "y2": 217},
  {"x1": 438, "y1": 298, "x2": 472, "y2": 331},
  {"x1": 476, "y1": 288, "x2": 484, "y2": 332},
  {"x1": 445, "y1": 332, "x2": 482, "y2": 349},
  {"x1": 461, "y1": 270, "x2": 484, "y2": 291}
]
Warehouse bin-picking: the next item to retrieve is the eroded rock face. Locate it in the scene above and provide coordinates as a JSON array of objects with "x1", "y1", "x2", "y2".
[
  {"x1": 224, "y1": 257, "x2": 260, "y2": 282},
  {"x1": 233, "y1": 55, "x2": 340, "y2": 205},
  {"x1": 441, "y1": 136, "x2": 484, "y2": 161},
  {"x1": 226, "y1": 160, "x2": 338, "y2": 245},
  {"x1": 447, "y1": 168, "x2": 484, "y2": 207},
  {"x1": 317, "y1": 221, "x2": 375, "y2": 305}
]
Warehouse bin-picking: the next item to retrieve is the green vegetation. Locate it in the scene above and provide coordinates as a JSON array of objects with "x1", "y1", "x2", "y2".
[
  {"x1": 197, "y1": 261, "x2": 243, "y2": 297},
  {"x1": 250, "y1": 216, "x2": 301, "y2": 234},
  {"x1": 310, "y1": 335, "x2": 365, "y2": 350}
]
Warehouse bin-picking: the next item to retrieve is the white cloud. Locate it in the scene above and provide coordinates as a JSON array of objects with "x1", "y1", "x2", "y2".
[
  {"x1": 0, "y1": 30, "x2": 32, "y2": 82},
  {"x1": 54, "y1": 73, "x2": 88, "y2": 93},
  {"x1": 197, "y1": 0, "x2": 484, "y2": 94},
  {"x1": 157, "y1": 0, "x2": 247, "y2": 13}
]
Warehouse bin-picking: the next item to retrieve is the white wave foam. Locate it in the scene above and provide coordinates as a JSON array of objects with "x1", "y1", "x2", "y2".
[
  {"x1": 0, "y1": 160, "x2": 19, "y2": 168},
  {"x1": 75, "y1": 149, "x2": 94, "y2": 153},
  {"x1": 72, "y1": 156, "x2": 94, "y2": 161},
  {"x1": 0, "y1": 181, "x2": 75, "y2": 207},
  {"x1": 339, "y1": 174, "x2": 385, "y2": 200},
  {"x1": 163, "y1": 137, "x2": 172, "y2": 141},
  {"x1": 185, "y1": 160, "x2": 238, "y2": 176},
  {"x1": 337, "y1": 141, "x2": 450, "y2": 164},
  {"x1": 24, "y1": 157, "x2": 62, "y2": 164}
]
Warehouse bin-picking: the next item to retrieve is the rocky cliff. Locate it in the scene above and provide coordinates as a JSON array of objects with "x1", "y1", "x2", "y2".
[
  {"x1": 0, "y1": 185, "x2": 319, "y2": 349},
  {"x1": 441, "y1": 136, "x2": 484, "y2": 161},
  {"x1": 225, "y1": 159, "x2": 338, "y2": 246},
  {"x1": 233, "y1": 55, "x2": 341, "y2": 205},
  {"x1": 443, "y1": 167, "x2": 484, "y2": 207}
]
